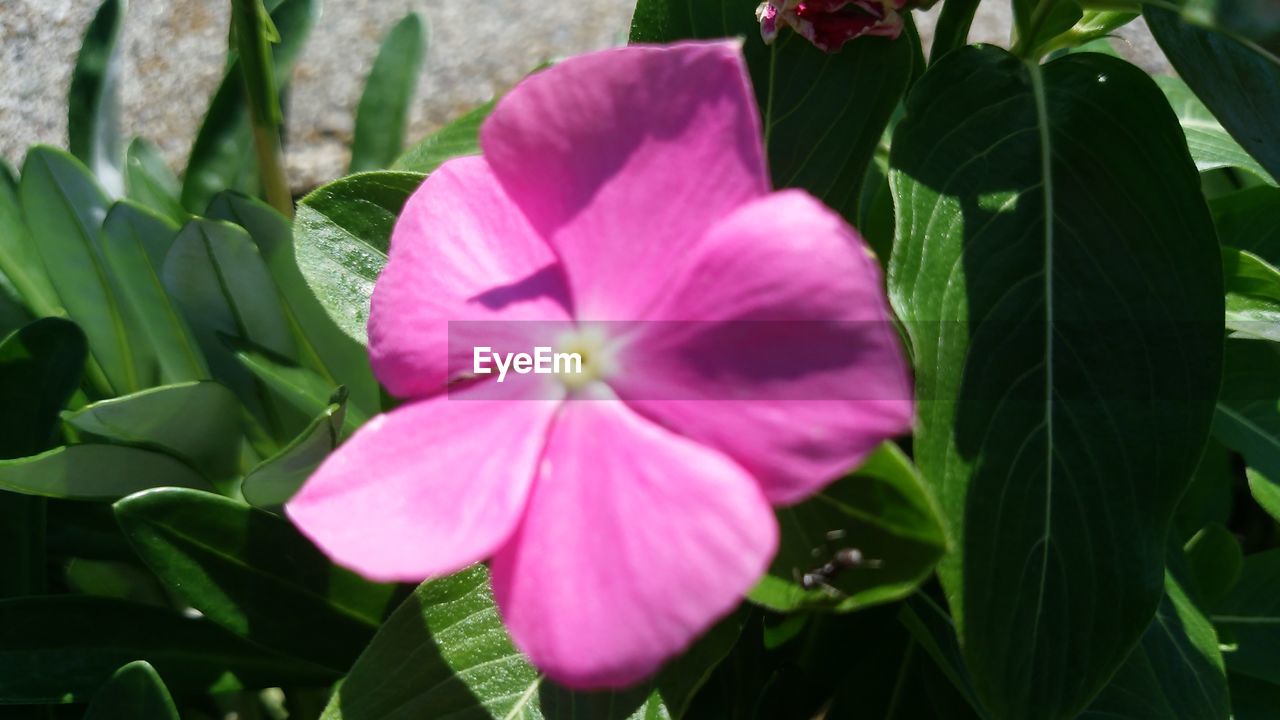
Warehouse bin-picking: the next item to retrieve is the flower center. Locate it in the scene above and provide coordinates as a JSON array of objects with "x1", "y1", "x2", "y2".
[{"x1": 553, "y1": 324, "x2": 617, "y2": 392}]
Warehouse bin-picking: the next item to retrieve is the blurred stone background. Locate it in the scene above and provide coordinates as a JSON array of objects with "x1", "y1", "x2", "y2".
[{"x1": 0, "y1": 0, "x2": 1168, "y2": 193}]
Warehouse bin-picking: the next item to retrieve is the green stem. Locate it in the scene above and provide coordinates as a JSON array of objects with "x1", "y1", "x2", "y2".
[
  {"x1": 231, "y1": 0, "x2": 293, "y2": 218},
  {"x1": 1012, "y1": 0, "x2": 1064, "y2": 58}
]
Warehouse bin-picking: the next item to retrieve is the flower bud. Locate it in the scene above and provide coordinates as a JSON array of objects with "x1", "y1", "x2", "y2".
[{"x1": 757, "y1": 0, "x2": 927, "y2": 52}]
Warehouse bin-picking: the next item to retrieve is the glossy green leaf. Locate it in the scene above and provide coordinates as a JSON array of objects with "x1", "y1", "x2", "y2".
[
  {"x1": 115, "y1": 487, "x2": 398, "y2": 671},
  {"x1": 83, "y1": 661, "x2": 179, "y2": 720},
  {"x1": 0, "y1": 318, "x2": 86, "y2": 597},
  {"x1": 0, "y1": 158, "x2": 61, "y2": 316},
  {"x1": 350, "y1": 13, "x2": 427, "y2": 173},
  {"x1": 20, "y1": 146, "x2": 144, "y2": 394},
  {"x1": 0, "y1": 595, "x2": 335, "y2": 703},
  {"x1": 243, "y1": 397, "x2": 345, "y2": 508},
  {"x1": 393, "y1": 100, "x2": 493, "y2": 174},
  {"x1": 294, "y1": 172, "x2": 423, "y2": 343},
  {"x1": 1186, "y1": 523, "x2": 1244, "y2": 607},
  {"x1": 68, "y1": 0, "x2": 126, "y2": 196},
  {"x1": 888, "y1": 47, "x2": 1223, "y2": 719},
  {"x1": 182, "y1": 0, "x2": 316, "y2": 212},
  {"x1": 1213, "y1": 549, "x2": 1280, "y2": 687},
  {"x1": 0, "y1": 444, "x2": 207, "y2": 500},
  {"x1": 1155, "y1": 75, "x2": 1275, "y2": 183},
  {"x1": 124, "y1": 138, "x2": 187, "y2": 224},
  {"x1": 322, "y1": 564, "x2": 719, "y2": 720},
  {"x1": 162, "y1": 218, "x2": 299, "y2": 432},
  {"x1": 750, "y1": 443, "x2": 945, "y2": 613},
  {"x1": 231, "y1": 337, "x2": 368, "y2": 433},
  {"x1": 101, "y1": 201, "x2": 209, "y2": 383},
  {"x1": 208, "y1": 191, "x2": 380, "y2": 417},
  {"x1": 630, "y1": 0, "x2": 912, "y2": 222},
  {"x1": 1223, "y1": 247, "x2": 1280, "y2": 343},
  {"x1": 64, "y1": 381, "x2": 243, "y2": 482},
  {"x1": 1147, "y1": 4, "x2": 1280, "y2": 181},
  {"x1": 1080, "y1": 572, "x2": 1229, "y2": 720}
]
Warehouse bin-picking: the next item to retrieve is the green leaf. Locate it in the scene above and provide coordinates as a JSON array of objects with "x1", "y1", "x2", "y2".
[
  {"x1": 630, "y1": 0, "x2": 912, "y2": 222},
  {"x1": 124, "y1": 138, "x2": 188, "y2": 224},
  {"x1": 181, "y1": 0, "x2": 316, "y2": 212},
  {"x1": 68, "y1": 0, "x2": 126, "y2": 196},
  {"x1": 1081, "y1": 571, "x2": 1230, "y2": 720},
  {"x1": 63, "y1": 381, "x2": 243, "y2": 483},
  {"x1": 1186, "y1": 523, "x2": 1244, "y2": 607},
  {"x1": 393, "y1": 100, "x2": 493, "y2": 174},
  {"x1": 887, "y1": 47, "x2": 1223, "y2": 719},
  {"x1": 101, "y1": 200, "x2": 210, "y2": 383},
  {"x1": 242, "y1": 397, "x2": 345, "y2": 508},
  {"x1": 83, "y1": 661, "x2": 179, "y2": 720},
  {"x1": 0, "y1": 318, "x2": 86, "y2": 597},
  {"x1": 322, "y1": 565, "x2": 707, "y2": 720},
  {"x1": 1155, "y1": 75, "x2": 1275, "y2": 183},
  {"x1": 208, "y1": 191, "x2": 380, "y2": 418},
  {"x1": 1230, "y1": 673, "x2": 1280, "y2": 720},
  {"x1": 115, "y1": 487, "x2": 398, "y2": 671},
  {"x1": 0, "y1": 158, "x2": 61, "y2": 317},
  {"x1": 350, "y1": 13, "x2": 427, "y2": 173},
  {"x1": 162, "y1": 218, "x2": 299, "y2": 433},
  {"x1": 0, "y1": 444, "x2": 208, "y2": 500},
  {"x1": 749, "y1": 443, "x2": 945, "y2": 613},
  {"x1": 1213, "y1": 339, "x2": 1280, "y2": 519},
  {"x1": 0, "y1": 595, "x2": 335, "y2": 703},
  {"x1": 1174, "y1": 439, "x2": 1235, "y2": 542},
  {"x1": 294, "y1": 172, "x2": 423, "y2": 343},
  {"x1": 1146, "y1": 4, "x2": 1280, "y2": 181},
  {"x1": 230, "y1": 337, "x2": 368, "y2": 434},
  {"x1": 1213, "y1": 549, "x2": 1280, "y2": 687},
  {"x1": 1222, "y1": 247, "x2": 1280, "y2": 343},
  {"x1": 20, "y1": 146, "x2": 144, "y2": 394},
  {"x1": 1213, "y1": 186, "x2": 1280, "y2": 261}
]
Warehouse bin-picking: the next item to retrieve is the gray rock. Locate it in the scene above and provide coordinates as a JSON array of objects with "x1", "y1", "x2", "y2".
[{"x1": 0, "y1": 0, "x2": 1170, "y2": 193}]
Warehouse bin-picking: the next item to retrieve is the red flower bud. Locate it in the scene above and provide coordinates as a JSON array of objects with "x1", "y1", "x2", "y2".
[{"x1": 756, "y1": 0, "x2": 915, "y2": 52}]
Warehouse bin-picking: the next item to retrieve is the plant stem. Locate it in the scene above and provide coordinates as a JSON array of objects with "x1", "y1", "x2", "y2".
[
  {"x1": 931, "y1": 0, "x2": 981, "y2": 62},
  {"x1": 231, "y1": 0, "x2": 293, "y2": 217}
]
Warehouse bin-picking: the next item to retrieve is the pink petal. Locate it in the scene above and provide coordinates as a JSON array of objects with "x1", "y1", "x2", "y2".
[
  {"x1": 368, "y1": 155, "x2": 573, "y2": 399},
  {"x1": 286, "y1": 379, "x2": 563, "y2": 582},
  {"x1": 480, "y1": 42, "x2": 770, "y2": 320},
  {"x1": 609, "y1": 190, "x2": 914, "y2": 504},
  {"x1": 491, "y1": 391, "x2": 777, "y2": 688}
]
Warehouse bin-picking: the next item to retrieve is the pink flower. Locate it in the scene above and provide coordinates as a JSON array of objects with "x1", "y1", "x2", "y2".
[
  {"x1": 757, "y1": 0, "x2": 908, "y2": 52},
  {"x1": 286, "y1": 41, "x2": 912, "y2": 688}
]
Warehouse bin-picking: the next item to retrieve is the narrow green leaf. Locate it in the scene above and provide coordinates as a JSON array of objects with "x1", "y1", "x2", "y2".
[
  {"x1": 1222, "y1": 247, "x2": 1280, "y2": 343},
  {"x1": 0, "y1": 160, "x2": 61, "y2": 317},
  {"x1": 124, "y1": 138, "x2": 188, "y2": 224},
  {"x1": 208, "y1": 191, "x2": 380, "y2": 417},
  {"x1": 83, "y1": 661, "x2": 179, "y2": 720},
  {"x1": 0, "y1": 595, "x2": 335, "y2": 703},
  {"x1": 102, "y1": 201, "x2": 209, "y2": 384},
  {"x1": 630, "y1": 0, "x2": 912, "y2": 222},
  {"x1": 162, "y1": 218, "x2": 300, "y2": 433},
  {"x1": 750, "y1": 443, "x2": 945, "y2": 613},
  {"x1": 931, "y1": 0, "x2": 981, "y2": 61},
  {"x1": 68, "y1": 0, "x2": 126, "y2": 195},
  {"x1": 0, "y1": 444, "x2": 207, "y2": 500},
  {"x1": 115, "y1": 487, "x2": 398, "y2": 671},
  {"x1": 0, "y1": 318, "x2": 86, "y2": 597},
  {"x1": 230, "y1": 337, "x2": 368, "y2": 433},
  {"x1": 64, "y1": 382, "x2": 243, "y2": 483},
  {"x1": 350, "y1": 13, "x2": 427, "y2": 173},
  {"x1": 1155, "y1": 75, "x2": 1275, "y2": 183},
  {"x1": 1147, "y1": 3, "x2": 1280, "y2": 181},
  {"x1": 888, "y1": 47, "x2": 1223, "y2": 719},
  {"x1": 392, "y1": 100, "x2": 493, "y2": 174},
  {"x1": 294, "y1": 172, "x2": 423, "y2": 343},
  {"x1": 243, "y1": 398, "x2": 345, "y2": 508},
  {"x1": 182, "y1": 0, "x2": 316, "y2": 212},
  {"x1": 20, "y1": 146, "x2": 143, "y2": 394},
  {"x1": 1213, "y1": 549, "x2": 1280, "y2": 687}
]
